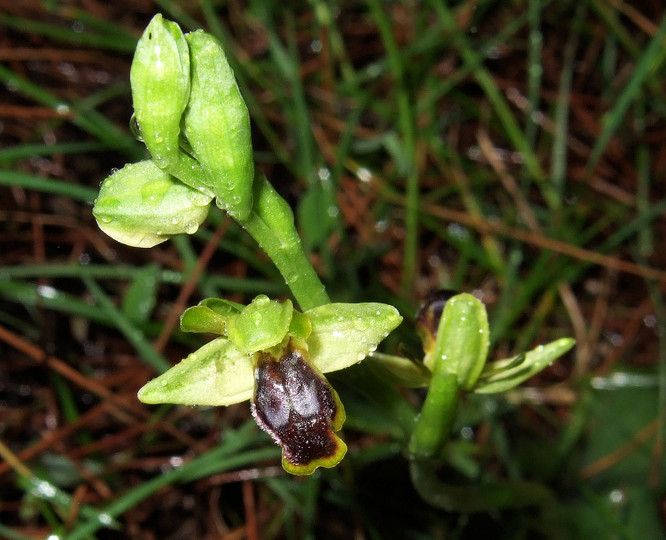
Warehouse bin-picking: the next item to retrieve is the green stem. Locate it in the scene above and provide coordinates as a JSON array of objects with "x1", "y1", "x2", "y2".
[
  {"x1": 408, "y1": 372, "x2": 459, "y2": 459},
  {"x1": 166, "y1": 156, "x2": 329, "y2": 310},
  {"x1": 238, "y1": 173, "x2": 330, "y2": 311}
]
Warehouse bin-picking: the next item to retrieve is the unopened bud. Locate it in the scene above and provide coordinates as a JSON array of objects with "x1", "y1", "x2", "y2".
[
  {"x1": 183, "y1": 30, "x2": 254, "y2": 220},
  {"x1": 93, "y1": 160, "x2": 212, "y2": 248},
  {"x1": 130, "y1": 14, "x2": 190, "y2": 170}
]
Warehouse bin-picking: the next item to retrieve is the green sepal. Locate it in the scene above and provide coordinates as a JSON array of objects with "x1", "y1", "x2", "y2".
[
  {"x1": 366, "y1": 352, "x2": 431, "y2": 388},
  {"x1": 306, "y1": 303, "x2": 403, "y2": 374},
  {"x1": 92, "y1": 160, "x2": 212, "y2": 248},
  {"x1": 427, "y1": 293, "x2": 489, "y2": 391},
  {"x1": 130, "y1": 14, "x2": 190, "y2": 171},
  {"x1": 227, "y1": 295, "x2": 293, "y2": 353},
  {"x1": 473, "y1": 338, "x2": 576, "y2": 394},
  {"x1": 137, "y1": 337, "x2": 254, "y2": 406},
  {"x1": 183, "y1": 30, "x2": 254, "y2": 220}
]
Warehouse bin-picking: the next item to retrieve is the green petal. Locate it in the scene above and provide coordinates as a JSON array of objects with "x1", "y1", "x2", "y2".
[
  {"x1": 179, "y1": 298, "x2": 244, "y2": 334},
  {"x1": 289, "y1": 310, "x2": 312, "y2": 341},
  {"x1": 179, "y1": 305, "x2": 227, "y2": 334},
  {"x1": 137, "y1": 337, "x2": 254, "y2": 406},
  {"x1": 199, "y1": 297, "x2": 244, "y2": 317},
  {"x1": 305, "y1": 303, "x2": 403, "y2": 374},
  {"x1": 473, "y1": 338, "x2": 576, "y2": 394}
]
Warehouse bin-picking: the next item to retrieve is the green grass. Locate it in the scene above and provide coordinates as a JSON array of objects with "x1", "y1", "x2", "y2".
[{"x1": 1, "y1": 0, "x2": 665, "y2": 538}]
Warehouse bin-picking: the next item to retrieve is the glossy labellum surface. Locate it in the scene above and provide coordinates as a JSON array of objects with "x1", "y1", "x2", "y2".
[{"x1": 251, "y1": 345, "x2": 347, "y2": 475}]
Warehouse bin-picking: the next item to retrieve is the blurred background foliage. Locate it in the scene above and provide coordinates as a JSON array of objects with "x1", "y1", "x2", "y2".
[{"x1": 0, "y1": 0, "x2": 665, "y2": 538}]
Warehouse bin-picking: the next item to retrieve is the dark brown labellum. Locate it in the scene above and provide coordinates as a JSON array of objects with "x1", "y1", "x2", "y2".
[{"x1": 251, "y1": 346, "x2": 346, "y2": 474}]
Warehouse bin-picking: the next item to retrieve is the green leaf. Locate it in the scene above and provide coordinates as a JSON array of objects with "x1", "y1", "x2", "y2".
[
  {"x1": 92, "y1": 160, "x2": 212, "y2": 248},
  {"x1": 305, "y1": 303, "x2": 403, "y2": 374},
  {"x1": 296, "y1": 182, "x2": 338, "y2": 251},
  {"x1": 427, "y1": 293, "x2": 489, "y2": 391},
  {"x1": 121, "y1": 263, "x2": 159, "y2": 323},
  {"x1": 227, "y1": 295, "x2": 293, "y2": 353},
  {"x1": 473, "y1": 337, "x2": 575, "y2": 394},
  {"x1": 137, "y1": 337, "x2": 254, "y2": 406}
]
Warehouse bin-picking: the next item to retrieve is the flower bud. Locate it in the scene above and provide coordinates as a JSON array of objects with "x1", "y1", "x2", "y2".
[
  {"x1": 424, "y1": 293, "x2": 489, "y2": 391},
  {"x1": 183, "y1": 30, "x2": 254, "y2": 220},
  {"x1": 130, "y1": 14, "x2": 190, "y2": 170},
  {"x1": 93, "y1": 160, "x2": 212, "y2": 248}
]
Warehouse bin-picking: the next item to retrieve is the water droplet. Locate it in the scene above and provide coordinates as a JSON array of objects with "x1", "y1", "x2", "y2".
[
  {"x1": 32, "y1": 480, "x2": 57, "y2": 499},
  {"x1": 130, "y1": 114, "x2": 143, "y2": 141},
  {"x1": 255, "y1": 295, "x2": 269, "y2": 306},
  {"x1": 98, "y1": 513, "x2": 113, "y2": 525},
  {"x1": 609, "y1": 489, "x2": 625, "y2": 504},
  {"x1": 160, "y1": 380, "x2": 167, "y2": 387},
  {"x1": 356, "y1": 167, "x2": 371, "y2": 183},
  {"x1": 355, "y1": 318, "x2": 369, "y2": 331},
  {"x1": 285, "y1": 273, "x2": 299, "y2": 284},
  {"x1": 169, "y1": 456, "x2": 184, "y2": 468}
]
